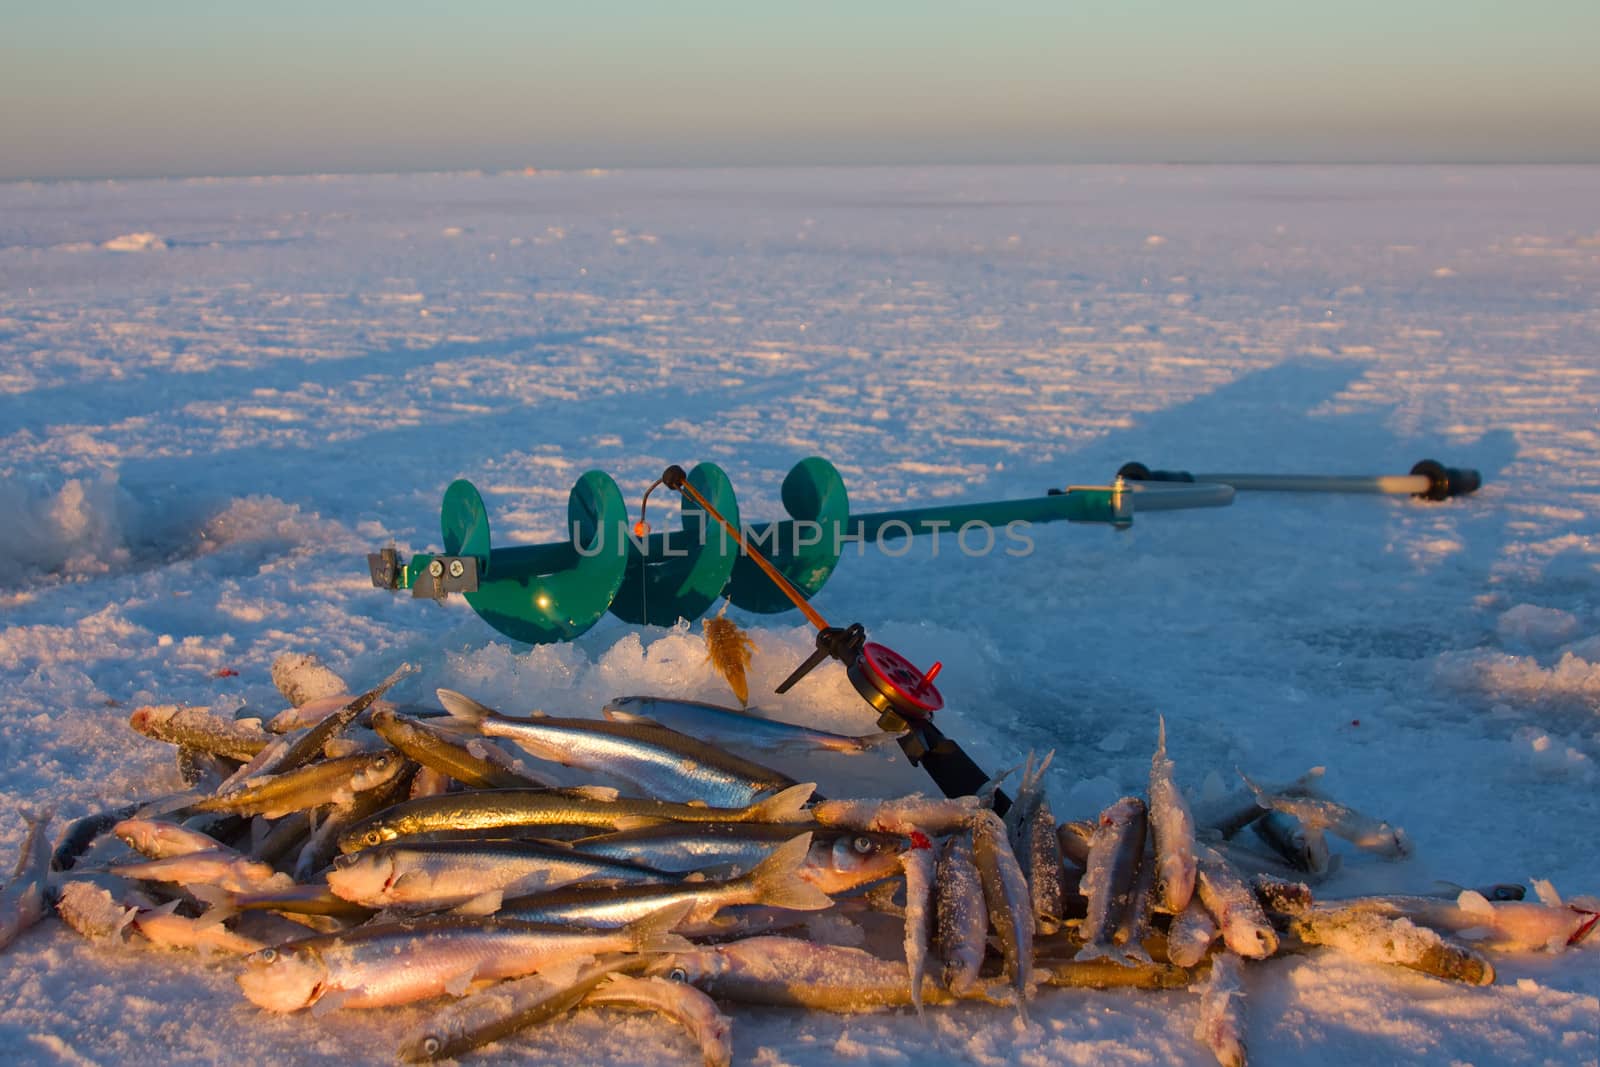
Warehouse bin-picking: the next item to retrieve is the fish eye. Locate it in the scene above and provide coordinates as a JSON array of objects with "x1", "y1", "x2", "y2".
[
  {"x1": 256, "y1": 948, "x2": 276, "y2": 963},
  {"x1": 365, "y1": 831, "x2": 384, "y2": 847},
  {"x1": 852, "y1": 836, "x2": 873, "y2": 854},
  {"x1": 422, "y1": 1037, "x2": 441, "y2": 1056},
  {"x1": 667, "y1": 967, "x2": 688, "y2": 983}
]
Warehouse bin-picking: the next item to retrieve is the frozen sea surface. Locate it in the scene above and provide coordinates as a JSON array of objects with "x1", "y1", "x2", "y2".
[{"x1": 1, "y1": 165, "x2": 1597, "y2": 1065}]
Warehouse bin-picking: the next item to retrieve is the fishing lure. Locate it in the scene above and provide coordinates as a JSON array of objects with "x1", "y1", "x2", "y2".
[{"x1": 702, "y1": 604, "x2": 756, "y2": 706}]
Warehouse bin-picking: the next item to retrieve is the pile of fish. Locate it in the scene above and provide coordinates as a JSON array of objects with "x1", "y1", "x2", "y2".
[{"x1": 4, "y1": 653, "x2": 1597, "y2": 1067}]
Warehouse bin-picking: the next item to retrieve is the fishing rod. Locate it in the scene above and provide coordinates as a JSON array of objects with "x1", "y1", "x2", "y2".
[{"x1": 638, "y1": 464, "x2": 1007, "y2": 812}]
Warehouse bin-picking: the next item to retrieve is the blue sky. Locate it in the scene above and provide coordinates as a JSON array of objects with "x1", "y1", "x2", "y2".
[{"x1": 3, "y1": 0, "x2": 1596, "y2": 178}]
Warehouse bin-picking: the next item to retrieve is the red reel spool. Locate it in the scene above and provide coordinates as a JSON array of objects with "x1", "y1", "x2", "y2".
[{"x1": 848, "y1": 641, "x2": 944, "y2": 723}]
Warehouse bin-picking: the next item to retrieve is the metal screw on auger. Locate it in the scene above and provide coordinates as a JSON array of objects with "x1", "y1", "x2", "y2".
[
  {"x1": 428, "y1": 560, "x2": 444, "y2": 578},
  {"x1": 448, "y1": 559, "x2": 465, "y2": 579}
]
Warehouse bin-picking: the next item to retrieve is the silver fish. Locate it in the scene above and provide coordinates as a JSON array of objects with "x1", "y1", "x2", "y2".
[
  {"x1": 972, "y1": 809, "x2": 1035, "y2": 1017},
  {"x1": 237, "y1": 902, "x2": 692, "y2": 1013},
  {"x1": 439, "y1": 689, "x2": 798, "y2": 807},
  {"x1": 899, "y1": 840, "x2": 937, "y2": 1016},
  {"x1": 933, "y1": 830, "x2": 987, "y2": 996},
  {"x1": 111, "y1": 848, "x2": 295, "y2": 894},
  {"x1": 650, "y1": 936, "x2": 960, "y2": 1011},
  {"x1": 496, "y1": 833, "x2": 832, "y2": 929},
  {"x1": 1003, "y1": 751, "x2": 1063, "y2": 932},
  {"x1": 195, "y1": 750, "x2": 407, "y2": 818},
  {"x1": 339, "y1": 782, "x2": 814, "y2": 854},
  {"x1": 326, "y1": 839, "x2": 678, "y2": 910},
  {"x1": 1194, "y1": 952, "x2": 1248, "y2": 1067},
  {"x1": 1150, "y1": 717, "x2": 1198, "y2": 912},
  {"x1": 113, "y1": 817, "x2": 228, "y2": 860},
  {"x1": 1287, "y1": 906, "x2": 1495, "y2": 985},
  {"x1": 1251, "y1": 811, "x2": 1334, "y2": 878},
  {"x1": 1166, "y1": 894, "x2": 1220, "y2": 967},
  {"x1": 372, "y1": 708, "x2": 547, "y2": 790},
  {"x1": 811, "y1": 794, "x2": 983, "y2": 835},
  {"x1": 604, "y1": 695, "x2": 898, "y2": 754},
  {"x1": 567, "y1": 822, "x2": 911, "y2": 894},
  {"x1": 582, "y1": 974, "x2": 733, "y2": 1067},
  {"x1": 1194, "y1": 767, "x2": 1324, "y2": 839},
  {"x1": 1239, "y1": 772, "x2": 1409, "y2": 859},
  {"x1": 1195, "y1": 846, "x2": 1279, "y2": 959},
  {"x1": 1076, "y1": 796, "x2": 1147, "y2": 963},
  {"x1": 128, "y1": 705, "x2": 270, "y2": 762},
  {"x1": 399, "y1": 956, "x2": 642, "y2": 1062},
  {"x1": 1, "y1": 810, "x2": 55, "y2": 951}
]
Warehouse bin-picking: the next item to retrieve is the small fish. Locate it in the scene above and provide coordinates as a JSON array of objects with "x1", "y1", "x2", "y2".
[
  {"x1": 1150, "y1": 717, "x2": 1198, "y2": 913},
  {"x1": 114, "y1": 818, "x2": 231, "y2": 860},
  {"x1": 972, "y1": 810, "x2": 1035, "y2": 1018},
  {"x1": 811, "y1": 794, "x2": 983, "y2": 835},
  {"x1": 1239, "y1": 772, "x2": 1409, "y2": 859},
  {"x1": 604, "y1": 696, "x2": 898, "y2": 755},
  {"x1": 1251, "y1": 811, "x2": 1334, "y2": 878},
  {"x1": 1287, "y1": 907, "x2": 1495, "y2": 985},
  {"x1": 438, "y1": 689, "x2": 799, "y2": 808},
  {"x1": 339, "y1": 782, "x2": 814, "y2": 855},
  {"x1": 702, "y1": 607, "x2": 757, "y2": 706},
  {"x1": 1193, "y1": 767, "x2": 1324, "y2": 840},
  {"x1": 568, "y1": 822, "x2": 911, "y2": 894},
  {"x1": 899, "y1": 838, "x2": 937, "y2": 1016},
  {"x1": 582, "y1": 974, "x2": 733, "y2": 1067},
  {"x1": 372, "y1": 708, "x2": 545, "y2": 790},
  {"x1": 112, "y1": 848, "x2": 295, "y2": 895},
  {"x1": 128, "y1": 705, "x2": 271, "y2": 762},
  {"x1": 1194, "y1": 952, "x2": 1248, "y2": 1067},
  {"x1": 1003, "y1": 752, "x2": 1064, "y2": 933},
  {"x1": 51, "y1": 803, "x2": 143, "y2": 872},
  {"x1": 1166, "y1": 895, "x2": 1220, "y2": 967},
  {"x1": 237, "y1": 902, "x2": 693, "y2": 1013},
  {"x1": 496, "y1": 833, "x2": 833, "y2": 930},
  {"x1": 1114, "y1": 849, "x2": 1157, "y2": 963},
  {"x1": 194, "y1": 751, "x2": 407, "y2": 818},
  {"x1": 1328, "y1": 888, "x2": 1598, "y2": 953},
  {"x1": 1, "y1": 810, "x2": 56, "y2": 951},
  {"x1": 933, "y1": 831, "x2": 988, "y2": 996},
  {"x1": 1056, "y1": 819, "x2": 1094, "y2": 868},
  {"x1": 650, "y1": 936, "x2": 961, "y2": 1012},
  {"x1": 399, "y1": 956, "x2": 642, "y2": 1063},
  {"x1": 1076, "y1": 796, "x2": 1148, "y2": 964},
  {"x1": 326, "y1": 839, "x2": 678, "y2": 910},
  {"x1": 1194, "y1": 846, "x2": 1279, "y2": 959}
]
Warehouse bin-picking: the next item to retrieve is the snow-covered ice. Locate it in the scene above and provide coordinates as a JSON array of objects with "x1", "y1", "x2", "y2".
[{"x1": 1, "y1": 165, "x2": 1597, "y2": 1064}]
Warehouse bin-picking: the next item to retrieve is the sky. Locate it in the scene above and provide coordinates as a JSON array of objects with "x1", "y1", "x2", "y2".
[{"x1": 2, "y1": 0, "x2": 1597, "y2": 180}]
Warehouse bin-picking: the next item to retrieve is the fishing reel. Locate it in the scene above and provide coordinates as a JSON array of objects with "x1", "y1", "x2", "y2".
[{"x1": 646, "y1": 463, "x2": 1003, "y2": 807}]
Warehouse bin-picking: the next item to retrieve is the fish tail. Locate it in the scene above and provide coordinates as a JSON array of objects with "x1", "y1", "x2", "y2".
[
  {"x1": 1157, "y1": 715, "x2": 1168, "y2": 756},
  {"x1": 744, "y1": 783, "x2": 815, "y2": 822},
  {"x1": 435, "y1": 688, "x2": 494, "y2": 727},
  {"x1": 744, "y1": 833, "x2": 833, "y2": 911},
  {"x1": 1072, "y1": 941, "x2": 1122, "y2": 964},
  {"x1": 627, "y1": 900, "x2": 695, "y2": 954}
]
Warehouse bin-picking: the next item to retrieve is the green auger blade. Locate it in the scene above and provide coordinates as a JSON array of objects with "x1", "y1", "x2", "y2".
[{"x1": 610, "y1": 461, "x2": 741, "y2": 627}]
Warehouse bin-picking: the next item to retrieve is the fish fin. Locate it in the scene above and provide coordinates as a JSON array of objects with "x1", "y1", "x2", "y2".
[
  {"x1": 831, "y1": 730, "x2": 905, "y2": 753},
  {"x1": 435, "y1": 688, "x2": 494, "y2": 727},
  {"x1": 537, "y1": 955, "x2": 590, "y2": 988},
  {"x1": 444, "y1": 965, "x2": 481, "y2": 998},
  {"x1": 626, "y1": 901, "x2": 695, "y2": 953},
  {"x1": 744, "y1": 833, "x2": 833, "y2": 911},
  {"x1": 1531, "y1": 878, "x2": 1562, "y2": 908},
  {"x1": 310, "y1": 989, "x2": 357, "y2": 1017},
  {"x1": 746, "y1": 783, "x2": 815, "y2": 823},
  {"x1": 1072, "y1": 942, "x2": 1121, "y2": 964},
  {"x1": 451, "y1": 891, "x2": 504, "y2": 917},
  {"x1": 1433, "y1": 880, "x2": 1466, "y2": 896},
  {"x1": 187, "y1": 885, "x2": 237, "y2": 925}
]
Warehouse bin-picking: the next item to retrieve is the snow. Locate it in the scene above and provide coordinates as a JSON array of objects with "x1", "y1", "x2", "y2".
[{"x1": 2, "y1": 164, "x2": 1598, "y2": 1064}]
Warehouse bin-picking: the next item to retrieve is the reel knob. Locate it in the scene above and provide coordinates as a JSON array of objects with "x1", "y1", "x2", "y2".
[{"x1": 848, "y1": 642, "x2": 944, "y2": 728}]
